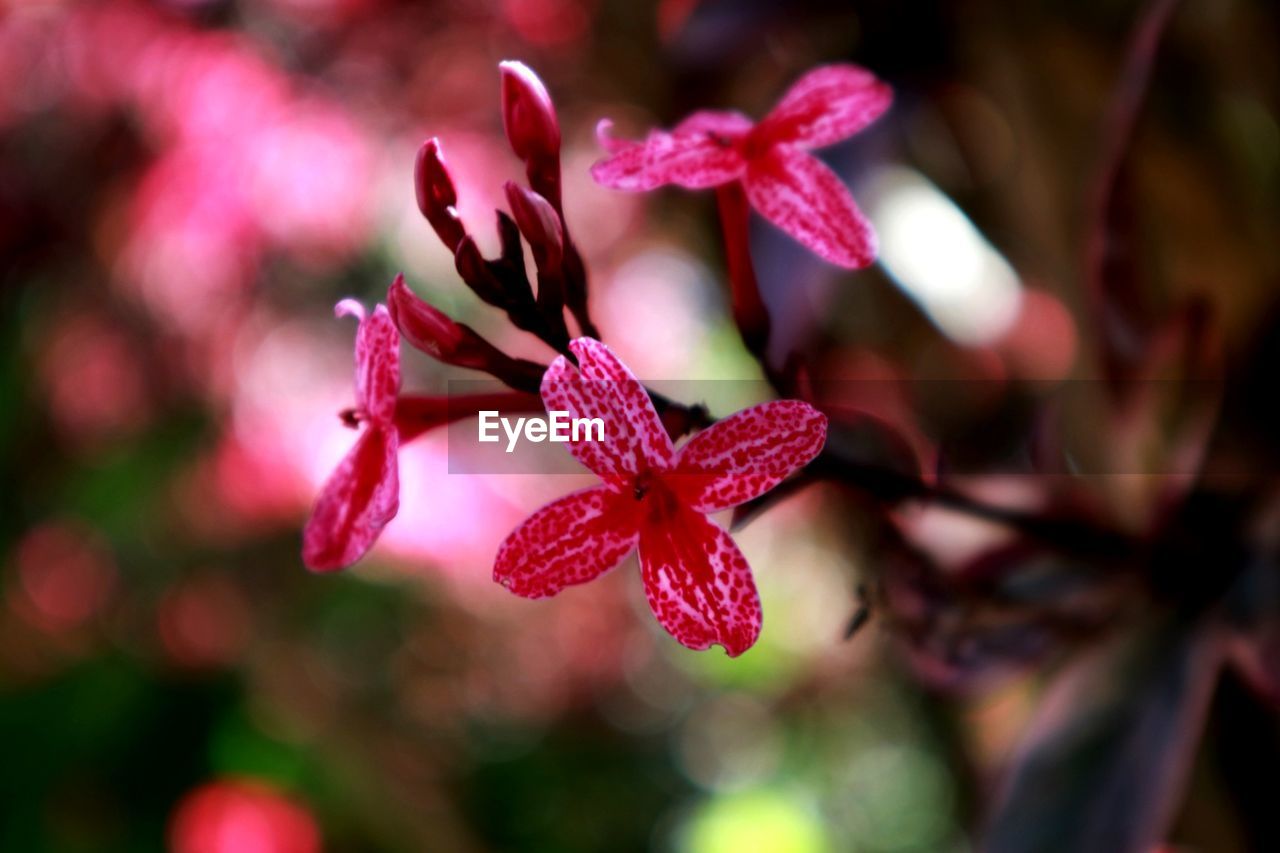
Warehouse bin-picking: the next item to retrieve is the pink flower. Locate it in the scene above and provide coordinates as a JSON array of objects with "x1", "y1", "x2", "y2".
[
  {"x1": 303, "y1": 288, "x2": 543, "y2": 571},
  {"x1": 302, "y1": 300, "x2": 400, "y2": 571},
  {"x1": 591, "y1": 64, "x2": 892, "y2": 268},
  {"x1": 493, "y1": 338, "x2": 828, "y2": 656}
]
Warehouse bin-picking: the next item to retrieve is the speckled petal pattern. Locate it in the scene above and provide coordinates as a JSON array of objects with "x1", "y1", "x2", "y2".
[
  {"x1": 540, "y1": 338, "x2": 675, "y2": 482},
  {"x1": 351, "y1": 303, "x2": 400, "y2": 425},
  {"x1": 494, "y1": 486, "x2": 641, "y2": 598},
  {"x1": 302, "y1": 426, "x2": 399, "y2": 572},
  {"x1": 672, "y1": 400, "x2": 828, "y2": 513},
  {"x1": 754, "y1": 63, "x2": 892, "y2": 151},
  {"x1": 637, "y1": 502, "x2": 761, "y2": 657},
  {"x1": 744, "y1": 146, "x2": 877, "y2": 269},
  {"x1": 589, "y1": 126, "x2": 746, "y2": 191}
]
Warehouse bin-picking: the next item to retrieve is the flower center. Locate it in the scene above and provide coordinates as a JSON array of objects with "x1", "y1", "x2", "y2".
[
  {"x1": 740, "y1": 129, "x2": 770, "y2": 162},
  {"x1": 633, "y1": 470, "x2": 681, "y2": 524},
  {"x1": 633, "y1": 468, "x2": 657, "y2": 501}
]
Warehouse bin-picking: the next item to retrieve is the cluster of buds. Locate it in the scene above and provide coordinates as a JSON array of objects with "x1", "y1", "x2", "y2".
[{"x1": 412, "y1": 61, "x2": 597, "y2": 360}]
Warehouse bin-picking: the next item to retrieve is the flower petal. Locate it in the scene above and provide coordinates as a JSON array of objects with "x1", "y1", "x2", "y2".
[
  {"x1": 744, "y1": 147, "x2": 877, "y2": 268},
  {"x1": 754, "y1": 63, "x2": 892, "y2": 150},
  {"x1": 638, "y1": 503, "x2": 761, "y2": 657},
  {"x1": 352, "y1": 303, "x2": 400, "y2": 424},
  {"x1": 302, "y1": 427, "x2": 399, "y2": 572},
  {"x1": 594, "y1": 118, "x2": 627, "y2": 154},
  {"x1": 494, "y1": 486, "x2": 640, "y2": 598},
  {"x1": 590, "y1": 116, "x2": 747, "y2": 191},
  {"x1": 673, "y1": 109, "x2": 755, "y2": 137},
  {"x1": 540, "y1": 338, "x2": 675, "y2": 483},
  {"x1": 670, "y1": 400, "x2": 828, "y2": 512}
]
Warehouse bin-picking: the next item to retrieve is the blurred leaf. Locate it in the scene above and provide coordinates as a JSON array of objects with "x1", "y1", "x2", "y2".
[
  {"x1": 983, "y1": 615, "x2": 1221, "y2": 853},
  {"x1": 1104, "y1": 297, "x2": 1222, "y2": 523},
  {"x1": 1085, "y1": 0, "x2": 1181, "y2": 388},
  {"x1": 1223, "y1": 553, "x2": 1280, "y2": 707}
]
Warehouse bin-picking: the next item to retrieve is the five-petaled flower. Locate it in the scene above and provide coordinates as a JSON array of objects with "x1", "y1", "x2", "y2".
[
  {"x1": 591, "y1": 64, "x2": 891, "y2": 269},
  {"x1": 493, "y1": 338, "x2": 827, "y2": 656},
  {"x1": 303, "y1": 300, "x2": 400, "y2": 572}
]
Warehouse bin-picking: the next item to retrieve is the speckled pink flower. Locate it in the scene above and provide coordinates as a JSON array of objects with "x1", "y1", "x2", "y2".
[
  {"x1": 302, "y1": 300, "x2": 400, "y2": 572},
  {"x1": 591, "y1": 64, "x2": 891, "y2": 268},
  {"x1": 493, "y1": 338, "x2": 827, "y2": 656}
]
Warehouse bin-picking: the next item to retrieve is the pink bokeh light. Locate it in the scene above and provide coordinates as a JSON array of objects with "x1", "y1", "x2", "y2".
[
  {"x1": 38, "y1": 309, "x2": 153, "y2": 443},
  {"x1": 9, "y1": 521, "x2": 117, "y2": 634},
  {"x1": 168, "y1": 780, "x2": 321, "y2": 853},
  {"x1": 158, "y1": 573, "x2": 252, "y2": 669}
]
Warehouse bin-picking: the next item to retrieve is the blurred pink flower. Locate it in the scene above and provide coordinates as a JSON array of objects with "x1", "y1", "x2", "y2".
[
  {"x1": 501, "y1": 0, "x2": 593, "y2": 48},
  {"x1": 122, "y1": 146, "x2": 260, "y2": 331},
  {"x1": 592, "y1": 64, "x2": 892, "y2": 268},
  {"x1": 168, "y1": 780, "x2": 320, "y2": 853},
  {"x1": 207, "y1": 436, "x2": 312, "y2": 529},
  {"x1": 50, "y1": 5, "x2": 377, "y2": 327},
  {"x1": 131, "y1": 33, "x2": 287, "y2": 149},
  {"x1": 494, "y1": 338, "x2": 827, "y2": 656},
  {"x1": 249, "y1": 102, "x2": 374, "y2": 260}
]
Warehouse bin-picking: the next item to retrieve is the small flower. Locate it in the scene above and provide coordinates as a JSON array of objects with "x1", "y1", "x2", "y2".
[
  {"x1": 493, "y1": 338, "x2": 827, "y2": 656},
  {"x1": 303, "y1": 290, "x2": 542, "y2": 570},
  {"x1": 302, "y1": 300, "x2": 400, "y2": 572},
  {"x1": 591, "y1": 64, "x2": 892, "y2": 268}
]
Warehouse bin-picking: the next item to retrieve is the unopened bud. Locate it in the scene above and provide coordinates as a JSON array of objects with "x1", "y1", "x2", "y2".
[
  {"x1": 504, "y1": 182, "x2": 563, "y2": 272},
  {"x1": 415, "y1": 138, "x2": 467, "y2": 251},
  {"x1": 500, "y1": 60, "x2": 561, "y2": 165},
  {"x1": 387, "y1": 274, "x2": 465, "y2": 360}
]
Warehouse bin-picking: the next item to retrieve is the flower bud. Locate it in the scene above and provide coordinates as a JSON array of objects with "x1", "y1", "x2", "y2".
[
  {"x1": 386, "y1": 275, "x2": 544, "y2": 390},
  {"x1": 500, "y1": 61, "x2": 563, "y2": 208},
  {"x1": 387, "y1": 274, "x2": 465, "y2": 361},
  {"x1": 414, "y1": 138, "x2": 466, "y2": 251},
  {"x1": 504, "y1": 182, "x2": 563, "y2": 273},
  {"x1": 499, "y1": 61, "x2": 561, "y2": 165}
]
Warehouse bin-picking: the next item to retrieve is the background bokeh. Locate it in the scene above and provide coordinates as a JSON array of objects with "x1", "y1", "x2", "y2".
[{"x1": 2, "y1": 0, "x2": 1279, "y2": 851}]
